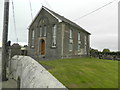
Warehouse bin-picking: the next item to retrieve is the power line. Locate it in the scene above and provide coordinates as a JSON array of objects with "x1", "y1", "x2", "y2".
[
  {"x1": 11, "y1": 0, "x2": 18, "y2": 42},
  {"x1": 74, "y1": 0, "x2": 117, "y2": 21},
  {"x1": 29, "y1": 0, "x2": 33, "y2": 20}
]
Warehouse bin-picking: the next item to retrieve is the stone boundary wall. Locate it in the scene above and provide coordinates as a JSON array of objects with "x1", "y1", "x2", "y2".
[
  {"x1": 9, "y1": 56, "x2": 67, "y2": 88},
  {"x1": 0, "y1": 49, "x2": 2, "y2": 90}
]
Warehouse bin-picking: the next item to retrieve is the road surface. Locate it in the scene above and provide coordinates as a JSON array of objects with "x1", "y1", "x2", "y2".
[{"x1": 0, "y1": 48, "x2": 17, "y2": 89}]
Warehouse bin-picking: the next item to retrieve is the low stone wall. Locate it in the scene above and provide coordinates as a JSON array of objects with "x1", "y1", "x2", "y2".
[
  {"x1": 9, "y1": 56, "x2": 67, "y2": 88},
  {"x1": 0, "y1": 49, "x2": 2, "y2": 90}
]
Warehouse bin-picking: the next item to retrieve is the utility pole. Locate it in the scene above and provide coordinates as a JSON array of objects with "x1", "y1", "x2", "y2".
[
  {"x1": 2, "y1": 0, "x2": 9, "y2": 81},
  {"x1": 118, "y1": 1, "x2": 120, "y2": 89}
]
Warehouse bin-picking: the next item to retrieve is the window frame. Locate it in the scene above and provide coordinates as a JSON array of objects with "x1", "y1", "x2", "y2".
[
  {"x1": 70, "y1": 29, "x2": 72, "y2": 39},
  {"x1": 84, "y1": 35, "x2": 87, "y2": 45},
  {"x1": 69, "y1": 28, "x2": 73, "y2": 51},
  {"x1": 40, "y1": 26, "x2": 42, "y2": 37},
  {"x1": 84, "y1": 35, "x2": 87, "y2": 54},
  {"x1": 44, "y1": 25, "x2": 47, "y2": 37},
  {"x1": 69, "y1": 43, "x2": 72, "y2": 52},
  {"x1": 78, "y1": 32, "x2": 80, "y2": 41},
  {"x1": 78, "y1": 32, "x2": 81, "y2": 52},
  {"x1": 31, "y1": 29, "x2": 35, "y2": 48},
  {"x1": 52, "y1": 24, "x2": 57, "y2": 48}
]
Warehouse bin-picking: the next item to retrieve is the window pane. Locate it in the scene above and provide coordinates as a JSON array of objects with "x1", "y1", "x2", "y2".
[
  {"x1": 31, "y1": 30, "x2": 35, "y2": 47},
  {"x1": 44, "y1": 25, "x2": 47, "y2": 36},
  {"x1": 52, "y1": 36, "x2": 56, "y2": 46},
  {"x1": 69, "y1": 43, "x2": 72, "y2": 51},
  {"x1": 85, "y1": 35, "x2": 86, "y2": 45},
  {"x1": 70, "y1": 43, "x2": 72, "y2": 51},
  {"x1": 52, "y1": 24, "x2": 57, "y2": 47},
  {"x1": 69, "y1": 29, "x2": 73, "y2": 51},
  {"x1": 84, "y1": 35, "x2": 87, "y2": 54},
  {"x1": 78, "y1": 32, "x2": 80, "y2": 41},
  {"x1": 85, "y1": 45, "x2": 87, "y2": 54},
  {"x1": 70, "y1": 29, "x2": 72, "y2": 39},
  {"x1": 53, "y1": 25, "x2": 56, "y2": 36},
  {"x1": 40, "y1": 27, "x2": 42, "y2": 37},
  {"x1": 32, "y1": 30, "x2": 34, "y2": 38},
  {"x1": 78, "y1": 44, "x2": 80, "y2": 51}
]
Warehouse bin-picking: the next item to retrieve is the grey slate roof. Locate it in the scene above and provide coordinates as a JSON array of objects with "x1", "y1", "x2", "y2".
[{"x1": 29, "y1": 6, "x2": 91, "y2": 35}]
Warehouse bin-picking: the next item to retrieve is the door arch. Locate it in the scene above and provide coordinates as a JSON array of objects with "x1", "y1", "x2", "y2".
[{"x1": 41, "y1": 39, "x2": 45, "y2": 55}]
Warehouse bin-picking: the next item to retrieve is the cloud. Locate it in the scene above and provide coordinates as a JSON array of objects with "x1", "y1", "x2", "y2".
[{"x1": 0, "y1": 0, "x2": 118, "y2": 51}]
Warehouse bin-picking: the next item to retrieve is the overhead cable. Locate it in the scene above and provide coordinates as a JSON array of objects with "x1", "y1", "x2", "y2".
[
  {"x1": 74, "y1": 0, "x2": 117, "y2": 21},
  {"x1": 29, "y1": 0, "x2": 33, "y2": 20},
  {"x1": 11, "y1": 0, "x2": 18, "y2": 42}
]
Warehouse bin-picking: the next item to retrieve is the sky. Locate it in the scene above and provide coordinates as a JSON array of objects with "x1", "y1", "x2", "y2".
[{"x1": 0, "y1": 0, "x2": 119, "y2": 51}]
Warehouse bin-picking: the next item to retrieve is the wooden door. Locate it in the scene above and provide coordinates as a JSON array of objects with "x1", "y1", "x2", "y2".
[{"x1": 41, "y1": 39, "x2": 45, "y2": 55}]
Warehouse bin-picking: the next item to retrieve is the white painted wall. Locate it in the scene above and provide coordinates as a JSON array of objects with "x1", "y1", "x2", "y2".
[{"x1": 9, "y1": 56, "x2": 67, "y2": 88}]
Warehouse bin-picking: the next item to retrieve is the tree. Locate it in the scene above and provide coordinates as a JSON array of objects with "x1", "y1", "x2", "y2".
[
  {"x1": 90, "y1": 48, "x2": 98, "y2": 53},
  {"x1": 90, "y1": 48, "x2": 99, "y2": 57},
  {"x1": 102, "y1": 49, "x2": 110, "y2": 53}
]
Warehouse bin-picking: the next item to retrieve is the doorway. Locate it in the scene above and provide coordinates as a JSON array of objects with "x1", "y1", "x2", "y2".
[{"x1": 41, "y1": 39, "x2": 45, "y2": 55}]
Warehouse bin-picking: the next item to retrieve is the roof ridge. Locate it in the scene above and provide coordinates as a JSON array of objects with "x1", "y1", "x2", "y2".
[
  {"x1": 42, "y1": 7, "x2": 90, "y2": 34},
  {"x1": 29, "y1": 6, "x2": 91, "y2": 34}
]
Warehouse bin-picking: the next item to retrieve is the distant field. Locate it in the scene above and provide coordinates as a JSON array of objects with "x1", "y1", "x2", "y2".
[{"x1": 40, "y1": 58, "x2": 118, "y2": 88}]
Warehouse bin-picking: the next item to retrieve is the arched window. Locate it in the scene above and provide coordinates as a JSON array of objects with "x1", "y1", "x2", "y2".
[
  {"x1": 78, "y1": 32, "x2": 81, "y2": 52},
  {"x1": 70, "y1": 29, "x2": 72, "y2": 39},
  {"x1": 52, "y1": 24, "x2": 57, "y2": 47},
  {"x1": 78, "y1": 32, "x2": 80, "y2": 41},
  {"x1": 84, "y1": 35, "x2": 87, "y2": 45},
  {"x1": 44, "y1": 25, "x2": 47, "y2": 36},
  {"x1": 40, "y1": 26, "x2": 42, "y2": 37},
  {"x1": 31, "y1": 30, "x2": 35, "y2": 48},
  {"x1": 69, "y1": 29, "x2": 73, "y2": 51},
  {"x1": 84, "y1": 35, "x2": 87, "y2": 54}
]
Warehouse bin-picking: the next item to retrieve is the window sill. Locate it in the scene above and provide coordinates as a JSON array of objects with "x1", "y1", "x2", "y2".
[
  {"x1": 78, "y1": 41, "x2": 81, "y2": 44},
  {"x1": 69, "y1": 39, "x2": 73, "y2": 44},
  {"x1": 31, "y1": 46, "x2": 35, "y2": 49},
  {"x1": 51, "y1": 46, "x2": 57, "y2": 49},
  {"x1": 39, "y1": 36, "x2": 47, "y2": 37},
  {"x1": 78, "y1": 53, "x2": 81, "y2": 55}
]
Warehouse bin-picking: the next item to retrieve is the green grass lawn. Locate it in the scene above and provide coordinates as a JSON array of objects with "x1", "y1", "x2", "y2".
[{"x1": 40, "y1": 58, "x2": 118, "y2": 88}]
